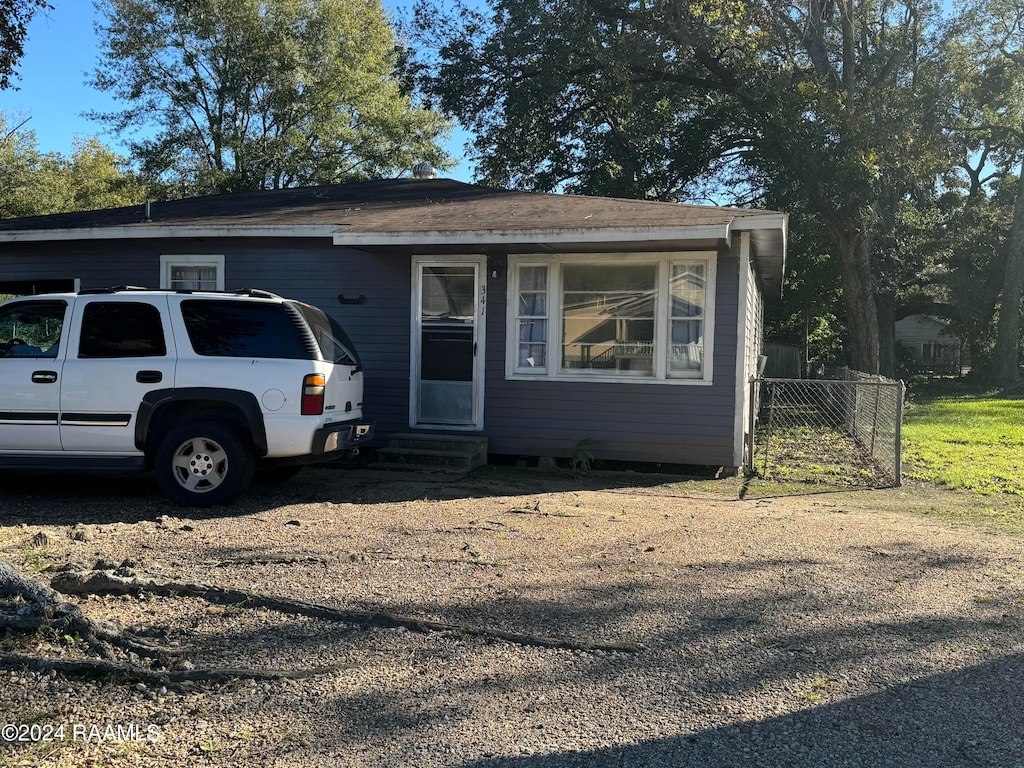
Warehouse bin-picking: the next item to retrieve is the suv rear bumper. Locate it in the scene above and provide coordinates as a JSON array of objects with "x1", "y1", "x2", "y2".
[{"x1": 312, "y1": 421, "x2": 374, "y2": 455}]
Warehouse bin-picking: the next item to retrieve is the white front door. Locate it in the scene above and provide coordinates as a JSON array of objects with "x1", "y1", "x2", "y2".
[{"x1": 411, "y1": 257, "x2": 485, "y2": 428}]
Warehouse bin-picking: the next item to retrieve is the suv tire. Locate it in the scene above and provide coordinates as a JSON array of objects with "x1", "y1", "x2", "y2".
[{"x1": 155, "y1": 420, "x2": 255, "y2": 507}]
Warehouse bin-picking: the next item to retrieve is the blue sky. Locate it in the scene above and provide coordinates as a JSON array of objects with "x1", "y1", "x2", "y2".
[{"x1": 0, "y1": 2, "x2": 474, "y2": 181}]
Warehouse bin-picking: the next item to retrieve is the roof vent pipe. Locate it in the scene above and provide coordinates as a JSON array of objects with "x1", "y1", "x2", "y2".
[
  {"x1": 142, "y1": 201, "x2": 152, "y2": 223},
  {"x1": 412, "y1": 162, "x2": 437, "y2": 179}
]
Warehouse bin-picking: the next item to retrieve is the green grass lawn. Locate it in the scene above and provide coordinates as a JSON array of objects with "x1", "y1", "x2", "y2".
[{"x1": 903, "y1": 393, "x2": 1024, "y2": 496}]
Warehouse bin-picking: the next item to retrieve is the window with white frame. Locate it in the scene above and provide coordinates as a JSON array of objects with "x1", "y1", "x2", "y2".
[
  {"x1": 507, "y1": 253, "x2": 715, "y2": 382},
  {"x1": 160, "y1": 254, "x2": 225, "y2": 291},
  {"x1": 514, "y1": 265, "x2": 549, "y2": 371}
]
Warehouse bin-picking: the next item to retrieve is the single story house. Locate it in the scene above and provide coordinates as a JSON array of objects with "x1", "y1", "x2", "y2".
[
  {"x1": 0, "y1": 179, "x2": 786, "y2": 470},
  {"x1": 894, "y1": 314, "x2": 964, "y2": 375}
]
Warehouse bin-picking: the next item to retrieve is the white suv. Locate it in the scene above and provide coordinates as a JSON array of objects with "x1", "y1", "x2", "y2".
[{"x1": 0, "y1": 287, "x2": 372, "y2": 506}]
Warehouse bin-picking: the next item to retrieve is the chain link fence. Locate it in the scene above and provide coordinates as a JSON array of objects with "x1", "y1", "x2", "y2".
[{"x1": 747, "y1": 369, "x2": 905, "y2": 489}]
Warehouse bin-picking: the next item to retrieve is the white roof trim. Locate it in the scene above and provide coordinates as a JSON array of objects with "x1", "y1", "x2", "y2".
[
  {"x1": 729, "y1": 213, "x2": 788, "y2": 231},
  {"x1": 332, "y1": 224, "x2": 732, "y2": 247},
  {"x1": 0, "y1": 225, "x2": 341, "y2": 242}
]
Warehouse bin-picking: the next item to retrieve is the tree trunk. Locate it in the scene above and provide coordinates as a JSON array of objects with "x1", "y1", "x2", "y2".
[
  {"x1": 831, "y1": 222, "x2": 881, "y2": 374},
  {"x1": 993, "y1": 168, "x2": 1024, "y2": 388},
  {"x1": 876, "y1": 293, "x2": 896, "y2": 378}
]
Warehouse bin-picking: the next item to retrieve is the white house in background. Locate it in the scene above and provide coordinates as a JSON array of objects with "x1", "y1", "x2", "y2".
[{"x1": 895, "y1": 314, "x2": 963, "y2": 374}]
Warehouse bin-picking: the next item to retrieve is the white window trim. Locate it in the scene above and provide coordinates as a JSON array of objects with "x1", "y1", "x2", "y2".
[
  {"x1": 159, "y1": 254, "x2": 225, "y2": 291},
  {"x1": 505, "y1": 252, "x2": 716, "y2": 385}
]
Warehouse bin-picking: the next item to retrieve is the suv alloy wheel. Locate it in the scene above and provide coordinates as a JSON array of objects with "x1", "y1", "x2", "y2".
[{"x1": 155, "y1": 420, "x2": 255, "y2": 507}]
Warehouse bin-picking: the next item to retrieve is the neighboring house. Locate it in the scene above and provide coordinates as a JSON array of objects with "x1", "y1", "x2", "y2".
[
  {"x1": 894, "y1": 314, "x2": 963, "y2": 374},
  {"x1": 0, "y1": 179, "x2": 786, "y2": 470}
]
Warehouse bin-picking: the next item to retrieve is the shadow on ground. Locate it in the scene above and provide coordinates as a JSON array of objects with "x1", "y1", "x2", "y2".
[
  {"x1": 451, "y1": 652, "x2": 1024, "y2": 767},
  {"x1": 0, "y1": 463, "x2": 730, "y2": 526}
]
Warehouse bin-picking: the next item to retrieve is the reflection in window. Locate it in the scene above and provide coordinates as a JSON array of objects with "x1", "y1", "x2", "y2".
[
  {"x1": 669, "y1": 263, "x2": 705, "y2": 374},
  {"x1": 170, "y1": 265, "x2": 218, "y2": 291},
  {"x1": 421, "y1": 266, "x2": 475, "y2": 320},
  {"x1": 507, "y1": 256, "x2": 714, "y2": 381},
  {"x1": 561, "y1": 263, "x2": 657, "y2": 376},
  {"x1": 0, "y1": 301, "x2": 66, "y2": 358},
  {"x1": 516, "y1": 265, "x2": 548, "y2": 371}
]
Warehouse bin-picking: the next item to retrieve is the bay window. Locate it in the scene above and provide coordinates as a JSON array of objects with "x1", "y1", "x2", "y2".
[{"x1": 507, "y1": 253, "x2": 715, "y2": 383}]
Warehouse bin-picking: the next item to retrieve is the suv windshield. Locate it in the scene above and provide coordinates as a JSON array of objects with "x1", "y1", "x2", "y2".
[{"x1": 289, "y1": 301, "x2": 361, "y2": 367}]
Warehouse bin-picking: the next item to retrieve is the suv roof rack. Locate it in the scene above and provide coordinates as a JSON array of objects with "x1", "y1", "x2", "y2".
[
  {"x1": 233, "y1": 288, "x2": 281, "y2": 300},
  {"x1": 75, "y1": 286, "x2": 284, "y2": 299},
  {"x1": 78, "y1": 285, "x2": 151, "y2": 295}
]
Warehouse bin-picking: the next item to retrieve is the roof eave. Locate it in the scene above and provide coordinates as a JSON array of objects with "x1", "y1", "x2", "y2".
[{"x1": 0, "y1": 225, "x2": 341, "y2": 242}]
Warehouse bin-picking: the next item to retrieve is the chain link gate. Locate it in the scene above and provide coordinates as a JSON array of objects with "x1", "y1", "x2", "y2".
[{"x1": 747, "y1": 369, "x2": 905, "y2": 489}]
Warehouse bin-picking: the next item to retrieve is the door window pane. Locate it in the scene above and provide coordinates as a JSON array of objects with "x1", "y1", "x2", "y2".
[
  {"x1": 561, "y1": 263, "x2": 656, "y2": 376},
  {"x1": 0, "y1": 301, "x2": 66, "y2": 358},
  {"x1": 79, "y1": 303, "x2": 167, "y2": 358},
  {"x1": 422, "y1": 266, "x2": 476, "y2": 320}
]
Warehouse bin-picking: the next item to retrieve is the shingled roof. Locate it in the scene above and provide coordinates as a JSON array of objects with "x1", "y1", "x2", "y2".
[{"x1": 0, "y1": 178, "x2": 786, "y2": 293}]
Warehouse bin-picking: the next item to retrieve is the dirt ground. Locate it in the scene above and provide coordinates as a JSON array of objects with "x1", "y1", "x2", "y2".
[{"x1": 2, "y1": 465, "x2": 1024, "y2": 767}]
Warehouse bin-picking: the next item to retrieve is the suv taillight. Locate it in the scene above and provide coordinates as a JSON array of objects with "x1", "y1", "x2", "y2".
[{"x1": 301, "y1": 374, "x2": 325, "y2": 415}]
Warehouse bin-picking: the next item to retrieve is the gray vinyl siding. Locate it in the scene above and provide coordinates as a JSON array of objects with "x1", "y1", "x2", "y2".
[
  {"x1": 483, "y1": 253, "x2": 741, "y2": 467},
  {"x1": 0, "y1": 240, "x2": 155, "y2": 288}
]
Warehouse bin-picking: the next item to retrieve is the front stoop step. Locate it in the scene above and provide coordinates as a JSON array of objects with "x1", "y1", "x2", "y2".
[{"x1": 373, "y1": 434, "x2": 488, "y2": 473}]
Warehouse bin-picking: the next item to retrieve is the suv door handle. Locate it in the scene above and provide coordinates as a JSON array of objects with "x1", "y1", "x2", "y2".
[
  {"x1": 136, "y1": 370, "x2": 163, "y2": 384},
  {"x1": 32, "y1": 371, "x2": 58, "y2": 384}
]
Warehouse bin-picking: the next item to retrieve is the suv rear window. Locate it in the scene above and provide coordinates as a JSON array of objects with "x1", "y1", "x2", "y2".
[
  {"x1": 181, "y1": 300, "x2": 315, "y2": 359},
  {"x1": 289, "y1": 301, "x2": 361, "y2": 367}
]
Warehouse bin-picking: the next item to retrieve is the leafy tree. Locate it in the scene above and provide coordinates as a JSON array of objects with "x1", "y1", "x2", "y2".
[
  {"x1": 936, "y1": 182, "x2": 1015, "y2": 379},
  {"x1": 0, "y1": 115, "x2": 146, "y2": 218},
  {"x1": 418, "y1": 0, "x2": 951, "y2": 374},
  {"x1": 0, "y1": 0, "x2": 51, "y2": 90},
  {"x1": 944, "y1": 0, "x2": 1024, "y2": 387},
  {"x1": 89, "y1": 0, "x2": 452, "y2": 194}
]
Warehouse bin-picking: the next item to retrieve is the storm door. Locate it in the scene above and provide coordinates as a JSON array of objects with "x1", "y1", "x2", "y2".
[{"x1": 412, "y1": 259, "x2": 485, "y2": 428}]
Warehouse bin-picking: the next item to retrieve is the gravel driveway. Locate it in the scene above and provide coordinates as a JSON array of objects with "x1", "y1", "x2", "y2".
[{"x1": 2, "y1": 465, "x2": 1024, "y2": 767}]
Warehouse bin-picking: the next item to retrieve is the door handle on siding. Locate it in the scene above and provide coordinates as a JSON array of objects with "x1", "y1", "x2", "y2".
[
  {"x1": 136, "y1": 370, "x2": 163, "y2": 383},
  {"x1": 32, "y1": 371, "x2": 58, "y2": 384}
]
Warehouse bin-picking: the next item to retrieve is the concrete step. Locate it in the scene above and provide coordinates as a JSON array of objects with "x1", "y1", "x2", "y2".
[
  {"x1": 376, "y1": 447, "x2": 481, "y2": 469},
  {"x1": 372, "y1": 434, "x2": 488, "y2": 472},
  {"x1": 385, "y1": 433, "x2": 487, "y2": 454}
]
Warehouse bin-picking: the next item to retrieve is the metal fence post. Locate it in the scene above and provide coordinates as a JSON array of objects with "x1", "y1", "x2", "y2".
[
  {"x1": 895, "y1": 380, "x2": 905, "y2": 486},
  {"x1": 747, "y1": 378, "x2": 757, "y2": 475}
]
